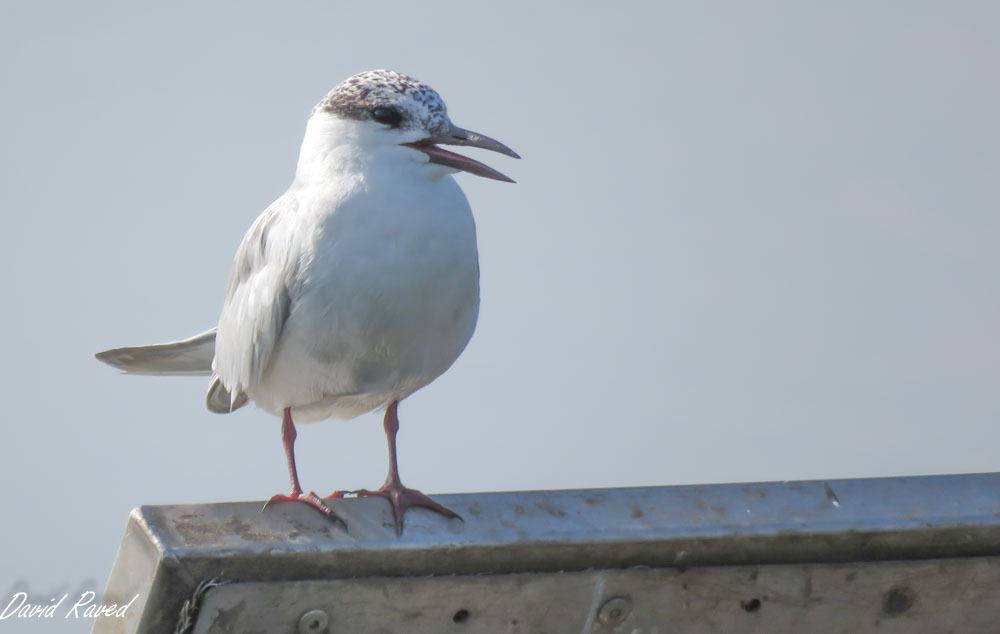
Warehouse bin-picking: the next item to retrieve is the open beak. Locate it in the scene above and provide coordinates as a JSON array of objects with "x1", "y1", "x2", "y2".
[{"x1": 401, "y1": 124, "x2": 521, "y2": 183}]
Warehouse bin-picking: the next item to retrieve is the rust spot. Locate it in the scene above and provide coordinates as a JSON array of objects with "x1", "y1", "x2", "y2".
[
  {"x1": 285, "y1": 515, "x2": 335, "y2": 540},
  {"x1": 173, "y1": 520, "x2": 224, "y2": 546},
  {"x1": 741, "y1": 598, "x2": 761, "y2": 613},
  {"x1": 883, "y1": 586, "x2": 916, "y2": 616},
  {"x1": 173, "y1": 515, "x2": 273, "y2": 545},
  {"x1": 629, "y1": 505, "x2": 645, "y2": 519},
  {"x1": 582, "y1": 492, "x2": 609, "y2": 506},
  {"x1": 535, "y1": 499, "x2": 567, "y2": 518},
  {"x1": 223, "y1": 516, "x2": 272, "y2": 542},
  {"x1": 222, "y1": 517, "x2": 252, "y2": 533}
]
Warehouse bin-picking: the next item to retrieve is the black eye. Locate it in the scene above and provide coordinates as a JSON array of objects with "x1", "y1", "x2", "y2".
[{"x1": 369, "y1": 106, "x2": 402, "y2": 127}]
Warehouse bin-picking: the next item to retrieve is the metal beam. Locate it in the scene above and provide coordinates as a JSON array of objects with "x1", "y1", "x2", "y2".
[{"x1": 93, "y1": 472, "x2": 1000, "y2": 633}]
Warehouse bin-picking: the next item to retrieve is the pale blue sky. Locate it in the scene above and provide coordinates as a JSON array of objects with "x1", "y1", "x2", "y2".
[{"x1": 2, "y1": 3, "x2": 999, "y2": 631}]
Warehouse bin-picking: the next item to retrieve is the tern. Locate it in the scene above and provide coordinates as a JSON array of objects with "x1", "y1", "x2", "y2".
[{"x1": 96, "y1": 70, "x2": 519, "y2": 534}]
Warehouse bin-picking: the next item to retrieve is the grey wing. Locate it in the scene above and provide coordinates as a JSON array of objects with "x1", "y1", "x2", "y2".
[
  {"x1": 211, "y1": 198, "x2": 295, "y2": 411},
  {"x1": 95, "y1": 329, "x2": 217, "y2": 375}
]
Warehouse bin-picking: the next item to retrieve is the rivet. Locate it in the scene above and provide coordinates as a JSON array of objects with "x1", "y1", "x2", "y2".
[
  {"x1": 298, "y1": 609, "x2": 329, "y2": 633},
  {"x1": 597, "y1": 596, "x2": 632, "y2": 625}
]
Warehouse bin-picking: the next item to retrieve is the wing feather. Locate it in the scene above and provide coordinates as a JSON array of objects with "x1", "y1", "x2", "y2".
[{"x1": 212, "y1": 196, "x2": 297, "y2": 404}]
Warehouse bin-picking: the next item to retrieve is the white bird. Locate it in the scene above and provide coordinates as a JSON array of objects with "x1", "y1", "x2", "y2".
[{"x1": 95, "y1": 70, "x2": 519, "y2": 534}]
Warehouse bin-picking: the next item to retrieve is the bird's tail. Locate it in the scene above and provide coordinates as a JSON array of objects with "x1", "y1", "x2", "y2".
[
  {"x1": 94, "y1": 328, "x2": 217, "y2": 375},
  {"x1": 95, "y1": 328, "x2": 250, "y2": 414}
]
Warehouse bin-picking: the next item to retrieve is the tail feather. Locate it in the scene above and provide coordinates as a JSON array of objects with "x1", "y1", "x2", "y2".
[
  {"x1": 97, "y1": 327, "x2": 251, "y2": 414},
  {"x1": 95, "y1": 328, "x2": 217, "y2": 376},
  {"x1": 207, "y1": 374, "x2": 250, "y2": 414}
]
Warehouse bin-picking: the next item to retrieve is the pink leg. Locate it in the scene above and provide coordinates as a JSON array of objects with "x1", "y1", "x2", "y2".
[
  {"x1": 358, "y1": 400, "x2": 461, "y2": 535},
  {"x1": 263, "y1": 408, "x2": 344, "y2": 528}
]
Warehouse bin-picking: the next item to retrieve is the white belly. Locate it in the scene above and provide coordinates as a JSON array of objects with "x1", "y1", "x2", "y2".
[{"x1": 247, "y1": 175, "x2": 480, "y2": 421}]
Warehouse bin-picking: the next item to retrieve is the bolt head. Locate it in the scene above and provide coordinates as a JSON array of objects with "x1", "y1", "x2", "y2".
[
  {"x1": 297, "y1": 609, "x2": 329, "y2": 633},
  {"x1": 598, "y1": 596, "x2": 632, "y2": 625}
]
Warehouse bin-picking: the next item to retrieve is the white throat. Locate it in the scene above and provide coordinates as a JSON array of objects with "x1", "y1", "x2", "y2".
[{"x1": 293, "y1": 115, "x2": 449, "y2": 187}]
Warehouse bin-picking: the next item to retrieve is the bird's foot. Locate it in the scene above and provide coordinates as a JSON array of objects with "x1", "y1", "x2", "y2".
[
  {"x1": 357, "y1": 483, "x2": 462, "y2": 536},
  {"x1": 263, "y1": 491, "x2": 346, "y2": 529}
]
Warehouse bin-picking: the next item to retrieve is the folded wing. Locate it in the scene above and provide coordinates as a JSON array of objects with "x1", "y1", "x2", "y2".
[{"x1": 212, "y1": 198, "x2": 294, "y2": 412}]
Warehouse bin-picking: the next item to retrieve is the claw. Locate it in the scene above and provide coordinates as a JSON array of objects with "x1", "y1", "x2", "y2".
[{"x1": 358, "y1": 484, "x2": 462, "y2": 536}]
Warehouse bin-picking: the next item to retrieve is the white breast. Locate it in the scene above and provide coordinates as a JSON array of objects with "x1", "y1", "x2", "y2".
[{"x1": 247, "y1": 169, "x2": 480, "y2": 422}]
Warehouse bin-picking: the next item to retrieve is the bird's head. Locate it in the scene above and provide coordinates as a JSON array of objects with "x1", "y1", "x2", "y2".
[{"x1": 307, "y1": 70, "x2": 520, "y2": 182}]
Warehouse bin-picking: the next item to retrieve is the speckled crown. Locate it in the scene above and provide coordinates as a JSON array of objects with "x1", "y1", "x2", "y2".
[{"x1": 311, "y1": 70, "x2": 450, "y2": 135}]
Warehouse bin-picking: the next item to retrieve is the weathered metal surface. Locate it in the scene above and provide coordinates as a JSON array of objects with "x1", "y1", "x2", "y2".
[
  {"x1": 191, "y1": 557, "x2": 1000, "y2": 633},
  {"x1": 93, "y1": 473, "x2": 1000, "y2": 634}
]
